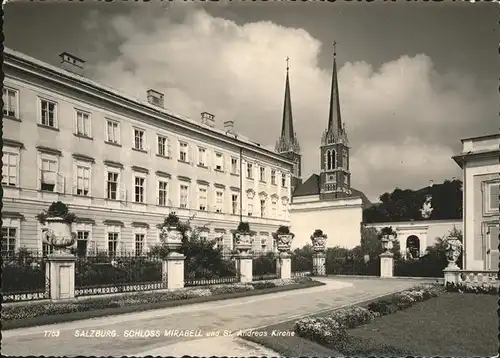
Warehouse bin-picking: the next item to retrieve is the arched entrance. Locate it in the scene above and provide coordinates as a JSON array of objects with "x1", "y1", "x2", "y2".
[{"x1": 406, "y1": 235, "x2": 420, "y2": 259}]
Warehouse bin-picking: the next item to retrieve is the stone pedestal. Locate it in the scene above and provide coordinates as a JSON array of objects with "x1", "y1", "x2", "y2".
[
  {"x1": 379, "y1": 252, "x2": 394, "y2": 278},
  {"x1": 276, "y1": 257, "x2": 281, "y2": 277},
  {"x1": 312, "y1": 252, "x2": 326, "y2": 276},
  {"x1": 46, "y1": 253, "x2": 77, "y2": 302},
  {"x1": 278, "y1": 253, "x2": 292, "y2": 280},
  {"x1": 237, "y1": 254, "x2": 253, "y2": 283},
  {"x1": 443, "y1": 267, "x2": 461, "y2": 284},
  {"x1": 162, "y1": 252, "x2": 186, "y2": 290}
]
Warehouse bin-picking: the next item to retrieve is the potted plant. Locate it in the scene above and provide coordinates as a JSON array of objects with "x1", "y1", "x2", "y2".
[
  {"x1": 310, "y1": 229, "x2": 327, "y2": 252},
  {"x1": 234, "y1": 222, "x2": 253, "y2": 254},
  {"x1": 159, "y1": 212, "x2": 183, "y2": 252},
  {"x1": 378, "y1": 226, "x2": 397, "y2": 252},
  {"x1": 36, "y1": 201, "x2": 77, "y2": 254},
  {"x1": 273, "y1": 225, "x2": 294, "y2": 253}
]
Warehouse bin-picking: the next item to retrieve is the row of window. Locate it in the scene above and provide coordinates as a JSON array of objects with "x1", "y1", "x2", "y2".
[
  {"x1": 3, "y1": 87, "x2": 289, "y2": 186},
  {"x1": 2, "y1": 150, "x2": 289, "y2": 218},
  {"x1": 1, "y1": 226, "x2": 276, "y2": 258}
]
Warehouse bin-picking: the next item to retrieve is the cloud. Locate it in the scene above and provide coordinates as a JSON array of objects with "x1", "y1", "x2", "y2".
[{"x1": 83, "y1": 5, "x2": 495, "y2": 202}]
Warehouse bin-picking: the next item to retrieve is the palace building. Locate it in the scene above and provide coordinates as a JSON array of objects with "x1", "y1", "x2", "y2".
[
  {"x1": 2, "y1": 47, "x2": 294, "y2": 257},
  {"x1": 275, "y1": 45, "x2": 371, "y2": 249}
]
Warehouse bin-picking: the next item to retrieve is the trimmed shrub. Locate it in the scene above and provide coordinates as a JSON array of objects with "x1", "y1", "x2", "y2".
[
  {"x1": 294, "y1": 316, "x2": 348, "y2": 346},
  {"x1": 250, "y1": 281, "x2": 277, "y2": 289},
  {"x1": 367, "y1": 300, "x2": 399, "y2": 316},
  {"x1": 294, "y1": 306, "x2": 374, "y2": 349},
  {"x1": 208, "y1": 284, "x2": 255, "y2": 295}
]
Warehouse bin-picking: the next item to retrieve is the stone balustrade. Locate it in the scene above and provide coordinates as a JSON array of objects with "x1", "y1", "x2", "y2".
[
  {"x1": 444, "y1": 269, "x2": 499, "y2": 284},
  {"x1": 458, "y1": 270, "x2": 500, "y2": 283}
]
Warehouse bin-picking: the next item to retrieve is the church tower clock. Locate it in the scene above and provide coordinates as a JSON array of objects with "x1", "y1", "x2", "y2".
[{"x1": 320, "y1": 42, "x2": 351, "y2": 200}]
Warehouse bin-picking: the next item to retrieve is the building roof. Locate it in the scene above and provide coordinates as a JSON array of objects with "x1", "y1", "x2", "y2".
[
  {"x1": 4, "y1": 47, "x2": 293, "y2": 168},
  {"x1": 460, "y1": 133, "x2": 500, "y2": 143},
  {"x1": 292, "y1": 173, "x2": 372, "y2": 208}
]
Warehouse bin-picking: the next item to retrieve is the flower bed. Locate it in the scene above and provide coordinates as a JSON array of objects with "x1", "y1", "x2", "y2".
[
  {"x1": 293, "y1": 284, "x2": 444, "y2": 350},
  {"x1": 445, "y1": 281, "x2": 499, "y2": 295},
  {"x1": 3, "y1": 276, "x2": 314, "y2": 324}
]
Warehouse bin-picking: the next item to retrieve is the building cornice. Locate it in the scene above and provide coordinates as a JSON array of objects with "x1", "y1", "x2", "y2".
[
  {"x1": 452, "y1": 150, "x2": 500, "y2": 169},
  {"x1": 4, "y1": 48, "x2": 293, "y2": 168}
]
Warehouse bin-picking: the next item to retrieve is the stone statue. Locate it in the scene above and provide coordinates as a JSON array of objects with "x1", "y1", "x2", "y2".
[{"x1": 420, "y1": 195, "x2": 434, "y2": 219}]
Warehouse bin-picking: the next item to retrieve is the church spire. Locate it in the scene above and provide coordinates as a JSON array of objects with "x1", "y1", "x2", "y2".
[
  {"x1": 322, "y1": 41, "x2": 348, "y2": 147},
  {"x1": 327, "y1": 41, "x2": 342, "y2": 136},
  {"x1": 281, "y1": 57, "x2": 294, "y2": 142},
  {"x1": 276, "y1": 57, "x2": 300, "y2": 154}
]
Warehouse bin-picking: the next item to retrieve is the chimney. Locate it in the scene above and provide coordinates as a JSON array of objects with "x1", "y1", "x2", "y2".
[
  {"x1": 201, "y1": 112, "x2": 215, "y2": 128},
  {"x1": 147, "y1": 89, "x2": 164, "y2": 108},
  {"x1": 429, "y1": 180, "x2": 434, "y2": 188},
  {"x1": 224, "y1": 120, "x2": 234, "y2": 133},
  {"x1": 59, "y1": 52, "x2": 85, "y2": 75}
]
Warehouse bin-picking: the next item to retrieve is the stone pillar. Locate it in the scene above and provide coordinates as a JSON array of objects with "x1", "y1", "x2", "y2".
[
  {"x1": 162, "y1": 252, "x2": 186, "y2": 290},
  {"x1": 313, "y1": 252, "x2": 326, "y2": 276},
  {"x1": 443, "y1": 267, "x2": 461, "y2": 284},
  {"x1": 46, "y1": 253, "x2": 77, "y2": 302},
  {"x1": 278, "y1": 252, "x2": 292, "y2": 279},
  {"x1": 379, "y1": 252, "x2": 394, "y2": 278},
  {"x1": 237, "y1": 253, "x2": 253, "y2": 283}
]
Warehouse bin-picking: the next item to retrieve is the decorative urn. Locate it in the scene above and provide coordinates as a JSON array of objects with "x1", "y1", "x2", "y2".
[
  {"x1": 160, "y1": 225, "x2": 183, "y2": 251},
  {"x1": 37, "y1": 201, "x2": 77, "y2": 255},
  {"x1": 381, "y1": 237, "x2": 394, "y2": 252},
  {"x1": 379, "y1": 227, "x2": 396, "y2": 253},
  {"x1": 234, "y1": 222, "x2": 253, "y2": 254},
  {"x1": 159, "y1": 212, "x2": 184, "y2": 252},
  {"x1": 273, "y1": 226, "x2": 294, "y2": 253},
  {"x1": 41, "y1": 217, "x2": 77, "y2": 254},
  {"x1": 234, "y1": 232, "x2": 253, "y2": 254},
  {"x1": 444, "y1": 235, "x2": 463, "y2": 269},
  {"x1": 310, "y1": 229, "x2": 327, "y2": 253}
]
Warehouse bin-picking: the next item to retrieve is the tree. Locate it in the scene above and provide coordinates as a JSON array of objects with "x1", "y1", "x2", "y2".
[{"x1": 363, "y1": 179, "x2": 463, "y2": 223}]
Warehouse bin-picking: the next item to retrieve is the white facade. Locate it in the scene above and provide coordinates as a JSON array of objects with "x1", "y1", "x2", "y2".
[
  {"x1": 290, "y1": 195, "x2": 363, "y2": 249},
  {"x1": 453, "y1": 134, "x2": 500, "y2": 271},
  {"x1": 1, "y1": 48, "x2": 293, "y2": 257},
  {"x1": 364, "y1": 219, "x2": 463, "y2": 257}
]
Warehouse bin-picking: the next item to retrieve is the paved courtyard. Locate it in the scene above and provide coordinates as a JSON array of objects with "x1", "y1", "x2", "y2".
[{"x1": 2, "y1": 277, "x2": 436, "y2": 356}]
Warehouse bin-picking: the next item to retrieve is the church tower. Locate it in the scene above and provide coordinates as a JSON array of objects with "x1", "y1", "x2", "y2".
[
  {"x1": 319, "y1": 42, "x2": 351, "y2": 200},
  {"x1": 275, "y1": 57, "x2": 302, "y2": 193}
]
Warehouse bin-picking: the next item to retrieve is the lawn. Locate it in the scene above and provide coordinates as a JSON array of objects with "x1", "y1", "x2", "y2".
[
  {"x1": 244, "y1": 291, "x2": 498, "y2": 357},
  {"x1": 341, "y1": 292, "x2": 498, "y2": 356}
]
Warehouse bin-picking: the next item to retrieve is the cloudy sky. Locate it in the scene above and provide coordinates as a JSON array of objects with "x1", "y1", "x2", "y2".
[{"x1": 5, "y1": 1, "x2": 498, "y2": 202}]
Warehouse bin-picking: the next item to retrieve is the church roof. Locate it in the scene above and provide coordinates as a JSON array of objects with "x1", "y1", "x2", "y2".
[{"x1": 293, "y1": 173, "x2": 372, "y2": 209}]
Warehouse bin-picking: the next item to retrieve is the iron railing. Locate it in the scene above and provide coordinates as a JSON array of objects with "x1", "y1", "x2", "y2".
[
  {"x1": 184, "y1": 275, "x2": 239, "y2": 287},
  {"x1": 2, "y1": 249, "x2": 51, "y2": 302},
  {"x1": 74, "y1": 253, "x2": 165, "y2": 296}
]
